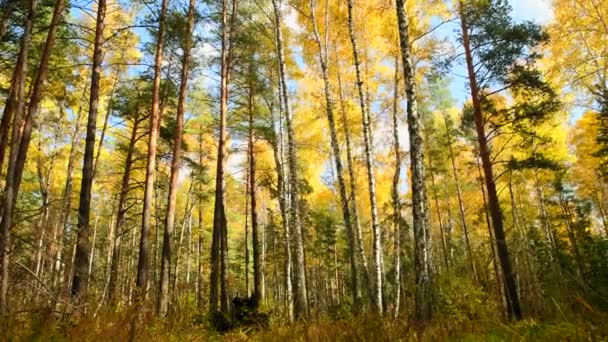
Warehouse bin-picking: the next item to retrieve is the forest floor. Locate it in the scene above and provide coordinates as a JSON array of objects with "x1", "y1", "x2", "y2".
[{"x1": 1, "y1": 307, "x2": 607, "y2": 341}]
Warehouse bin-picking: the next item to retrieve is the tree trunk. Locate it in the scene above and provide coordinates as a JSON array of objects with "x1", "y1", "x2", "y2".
[
  {"x1": 346, "y1": 0, "x2": 383, "y2": 314},
  {"x1": 210, "y1": 0, "x2": 233, "y2": 314},
  {"x1": 272, "y1": 0, "x2": 308, "y2": 319},
  {"x1": 428, "y1": 156, "x2": 450, "y2": 276},
  {"x1": 0, "y1": 0, "x2": 36, "y2": 314},
  {"x1": 390, "y1": 56, "x2": 402, "y2": 318},
  {"x1": 248, "y1": 63, "x2": 262, "y2": 307},
  {"x1": 0, "y1": 0, "x2": 34, "y2": 177},
  {"x1": 534, "y1": 167, "x2": 559, "y2": 264},
  {"x1": 460, "y1": 1, "x2": 522, "y2": 320},
  {"x1": 559, "y1": 192, "x2": 586, "y2": 290},
  {"x1": 54, "y1": 86, "x2": 87, "y2": 303},
  {"x1": 396, "y1": 0, "x2": 433, "y2": 321},
  {"x1": 108, "y1": 115, "x2": 142, "y2": 304},
  {"x1": 442, "y1": 111, "x2": 478, "y2": 283},
  {"x1": 196, "y1": 127, "x2": 204, "y2": 310},
  {"x1": 310, "y1": 0, "x2": 359, "y2": 312},
  {"x1": 71, "y1": 0, "x2": 106, "y2": 304},
  {"x1": 245, "y1": 166, "x2": 250, "y2": 296},
  {"x1": 0, "y1": 0, "x2": 65, "y2": 314},
  {"x1": 137, "y1": 0, "x2": 169, "y2": 300},
  {"x1": 87, "y1": 217, "x2": 99, "y2": 295},
  {"x1": 270, "y1": 101, "x2": 293, "y2": 321},
  {"x1": 476, "y1": 156, "x2": 506, "y2": 316},
  {"x1": 336, "y1": 58, "x2": 372, "y2": 305},
  {"x1": 158, "y1": 0, "x2": 195, "y2": 317}
]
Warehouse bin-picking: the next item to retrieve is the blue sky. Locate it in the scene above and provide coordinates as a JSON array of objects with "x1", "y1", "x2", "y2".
[{"x1": 438, "y1": 0, "x2": 554, "y2": 107}]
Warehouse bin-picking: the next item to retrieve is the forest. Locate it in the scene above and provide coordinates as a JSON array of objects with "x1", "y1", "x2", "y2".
[{"x1": 0, "y1": 0, "x2": 607, "y2": 340}]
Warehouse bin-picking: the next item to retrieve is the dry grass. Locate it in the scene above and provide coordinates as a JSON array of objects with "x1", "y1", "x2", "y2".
[{"x1": 1, "y1": 306, "x2": 606, "y2": 341}]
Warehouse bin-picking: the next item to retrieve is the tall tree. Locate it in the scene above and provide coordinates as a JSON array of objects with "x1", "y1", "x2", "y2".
[
  {"x1": 457, "y1": 0, "x2": 556, "y2": 319},
  {"x1": 159, "y1": 0, "x2": 196, "y2": 317},
  {"x1": 137, "y1": 0, "x2": 169, "y2": 300},
  {"x1": 209, "y1": 0, "x2": 235, "y2": 314},
  {"x1": 346, "y1": 0, "x2": 383, "y2": 315},
  {"x1": 390, "y1": 56, "x2": 403, "y2": 318},
  {"x1": 396, "y1": 0, "x2": 433, "y2": 321},
  {"x1": 248, "y1": 61, "x2": 262, "y2": 307},
  {"x1": 0, "y1": 0, "x2": 37, "y2": 315},
  {"x1": 308, "y1": 0, "x2": 360, "y2": 312},
  {"x1": 72, "y1": 0, "x2": 107, "y2": 302},
  {"x1": 0, "y1": 0, "x2": 65, "y2": 313},
  {"x1": 271, "y1": 0, "x2": 308, "y2": 318}
]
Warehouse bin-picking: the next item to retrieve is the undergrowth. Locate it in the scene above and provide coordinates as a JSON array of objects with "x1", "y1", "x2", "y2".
[{"x1": 1, "y1": 306, "x2": 606, "y2": 341}]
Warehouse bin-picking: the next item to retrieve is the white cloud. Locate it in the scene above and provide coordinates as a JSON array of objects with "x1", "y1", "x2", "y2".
[{"x1": 511, "y1": 0, "x2": 554, "y2": 24}]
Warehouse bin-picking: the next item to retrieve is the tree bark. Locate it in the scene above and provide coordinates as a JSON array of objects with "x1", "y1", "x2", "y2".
[
  {"x1": 335, "y1": 59, "x2": 372, "y2": 305},
  {"x1": 272, "y1": 0, "x2": 308, "y2": 319},
  {"x1": 428, "y1": 156, "x2": 450, "y2": 276},
  {"x1": 0, "y1": 0, "x2": 33, "y2": 177},
  {"x1": 270, "y1": 99, "x2": 294, "y2": 321},
  {"x1": 137, "y1": 0, "x2": 169, "y2": 300},
  {"x1": 71, "y1": 0, "x2": 106, "y2": 304},
  {"x1": 396, "y1": 0, "x2": 433, "y2": 321},
  {"x1": 442, "y1": 112, "x2": 478, "y2": 283},
  {"x1": 460, "y1": 1, "x2": 522, "y2": 320},
  {"x1": 1, "y1": 0, "x2": 65, "y2": 314},
  {"x1": 390, "y1": 56, "x2": 402, "y2": 318},
  {"x1": 0, "y1": 1, "x2": 36, "y2": 313},
  {"x1": 248, "y1": 62, "x2": 262, "y2": 307},
  {"x1": 346, "y1": 0, "x2": 383, "y2": 314},
  {"x1": 158, "y1": 0, "x2": 195, "y2": 317},
  {"x1": 54, "y1": 85, "x2": 87, "y2": 302},
  {"x1": 310, "y1": 0, "x2": 359, "y2": 312},
  {"x1": 108, "y1": 115, "x2": 142, "y2": 304},
  {"x1": 210, "y1": 0, "x2": 232, "y2": 314}
]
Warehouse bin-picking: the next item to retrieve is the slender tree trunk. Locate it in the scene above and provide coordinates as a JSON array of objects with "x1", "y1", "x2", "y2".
[
  {"x1": 428, "y1": 157, "x2": 450, "y2": 276},
  {"x1": 137, "y1": 0, "x2": 169, "y2": 300},
  {"x1": 336, "y1": 59, "x2": 372, "y2": 305},
  {"x1": 0, "y1": 0, "x2": 65, "y2": 314},
  {"x1": 92, "y1": 65, "x2": 122, "y2": 179},
  {"x1": 0, "y1": 0, "x2": 34, "y2": 177},
  {"x1": 443, "y1": 112, "x2": 478, "y2": 283},
  {"x1": 196, "y1": 234, "x2": 202, "y2": 309},
  {"x1": 158, "y1": 0, "x2": 195, "y2": 317},
  {"x1": 559, "y1": 192, "x2": 586, "y2": 289},
  {"x1": 0, "y1": 0, "x2": 36, "y2": 315},
  {"x1": 272, "y1": 0, "x2": 308, "y2": 318},
  {"x1": 248, "y1": 64, "x2": 262, "y2": 307},
  {"x1": 196, "y1": 127, "x2": 204, "y2": 310},
  {"x1": 476, "y1": 156, "x2": 505, "y2": 316},
  {"x1": 534, "y1": 167, "x2": 559, "y2": 263},
  {"x1": 87, "y1": 217, "x2": 99, "y2": 293},
  {"x1": 270, "y1": 82, "x2": 293, "y2": 321},
  {"x1": 245, "y1": 166, "x2": 250, "y2": 297},
  {"x1": 390, "y1": 56, "x2": 402, "y2": 318},
  {"x1": 346, "y1": 0, "x2": 383, "y2": 314},
  {"x1": 460, "y1": 1, "x2": 522, "y2": 320},
  {"x1": 210, "y1": 0, "x2": 232, "y2": 314},
  {"x1": 71, "y1": 0, "x2": 106, "y2": 304},
  {"x1": 310, "y1": 0, "x2": 359, "y2": 312},
  {"x1": 108, "y1": 116, "x2": 142, "y2": 304},
  {"x1": 396, "y1": 0, "x2": 433, "y2": 321},
  {"x1": 509, "y1": 173, "x2": 540, "y2": 308},
  {"x1": 261, "y1": 221, "x2": 266, "y2": 305},
  {"x1": 54, "y1": 89, "x2": 87, "y2": 303}
]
